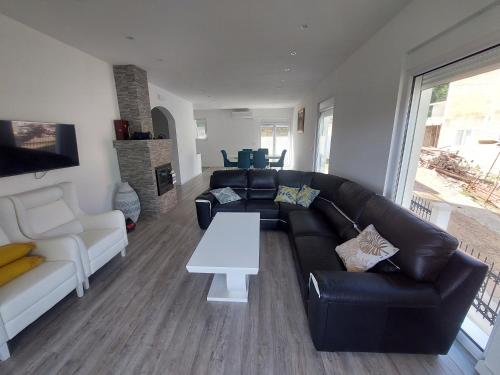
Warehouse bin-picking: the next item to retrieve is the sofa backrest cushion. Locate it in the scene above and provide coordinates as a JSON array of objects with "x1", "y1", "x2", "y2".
[
  {"x1": 359, "y1": 195, "x2": 458, "y2": 282},
  {"x1": 10, "y1": 185, "x2": 84, "y2": 239},
  {"x1": 311, "y1": 173, "x2": 347, "y2": 201},
  {"x1": 210, "y1": 170, "x2": 248, "y2": 199},
  {"x1": 248, "y1": 170, "x2": 278, "y2": 199},
  {"x1": 278, "y1": 170, "x2": 313, "y2": 189},
  {"x1": 334, "y1": 181, "x2": 375, "y2": 222},
  {"x1": 311, "y1": 198, "x2": 359, "y2": 241}
]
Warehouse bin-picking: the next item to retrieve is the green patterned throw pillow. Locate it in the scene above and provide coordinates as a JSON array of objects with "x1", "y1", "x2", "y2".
[
  {"x1": 296, "y1": 185, "x2": 320, "y2": 208},
  {"x1": 210, "y1": 187, "x2": 241, "y2": 204},
  {"x1": 274, "y1": 185, "x2": 300, "y2": 204}
]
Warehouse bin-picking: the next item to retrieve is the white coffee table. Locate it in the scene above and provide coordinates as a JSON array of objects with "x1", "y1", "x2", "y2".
[{"x1": 186, "y1": 212, "x2": 260, "y2": 302}]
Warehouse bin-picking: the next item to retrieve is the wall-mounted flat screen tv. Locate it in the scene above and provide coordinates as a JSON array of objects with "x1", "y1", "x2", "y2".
[{"x1": 0, "y1": 120, "x2": 79, "y2": 178}]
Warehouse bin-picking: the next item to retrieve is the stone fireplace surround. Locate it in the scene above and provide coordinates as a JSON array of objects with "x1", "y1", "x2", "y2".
[{"x1": 113, "y1": 64, "x2": 177, "y2": 219}]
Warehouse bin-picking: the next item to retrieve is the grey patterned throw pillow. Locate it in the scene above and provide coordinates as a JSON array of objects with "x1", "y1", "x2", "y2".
[
  {"x1": 335, "y1": 224, "x2": 399, "y2": 272},
  {"x1": 210, "y1": 187, "x2": 242, "y2": 204}
]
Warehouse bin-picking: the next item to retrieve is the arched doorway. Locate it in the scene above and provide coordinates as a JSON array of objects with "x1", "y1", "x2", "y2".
[
  {"x1": 151, "y1": 106, "x2": 180, "y2": 184},
  {"x1": 151, "y1": 107, "x2": 170, "y2": 139}
]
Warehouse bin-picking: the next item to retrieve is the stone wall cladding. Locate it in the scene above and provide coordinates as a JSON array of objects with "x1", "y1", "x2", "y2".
[
  {"x1": 113, "y1": 65, "x2": 153, "y2": 134},
  {"x1": 113, "y1": 140, "x2": 176, "y2": 219}
]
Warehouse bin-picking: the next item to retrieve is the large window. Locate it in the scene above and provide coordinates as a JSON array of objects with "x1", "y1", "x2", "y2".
[
  {"x1": 195, "y1": 119, "x2": 207, "y2": 139},
  {"x1": 260, "y1": 123, "x2": 290, "y2": 165}
]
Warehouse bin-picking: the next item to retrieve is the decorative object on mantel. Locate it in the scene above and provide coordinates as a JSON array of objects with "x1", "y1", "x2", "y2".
[
  {"x1": 297, "y1": 108, "x2": 305, "y2": 133},
  {"x1": 131, "y1": 131, "x2": 152, "y2": 140},
  {"x1": 114, "y1": 120, "x2": 130, "y2": 140},
  {"x1": 114, "y1": 182, "x2": 141, "y2": 223}
]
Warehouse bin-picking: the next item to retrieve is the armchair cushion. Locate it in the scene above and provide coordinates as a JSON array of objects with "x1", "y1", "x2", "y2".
[
  {"x1": 33, "y1": 237, "x2": 86, "y2": 285},
  {"x1": 0, "y1": 243, "x2": 34, "y2": 267},
  {"x1": 0, "y1": 261, "x2": 75, "y2": 323},
  {"x1": 0, "y1": 256, "x2": 44, "y2": 287},
  {"x1": 78, "y1": 229, "x2": 124, "y2": 261},
  {"x1": 78, "y1": 211, "x2": 126, "y2": 232}
]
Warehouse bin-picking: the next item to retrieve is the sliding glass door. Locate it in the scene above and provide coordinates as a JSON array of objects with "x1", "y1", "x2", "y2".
[
  {"x1": 397, "y1": 46, "x2": 500, "y2": 349},
  {"x1": 314, "y1": 107, "x2": 333, "y2": 173}
]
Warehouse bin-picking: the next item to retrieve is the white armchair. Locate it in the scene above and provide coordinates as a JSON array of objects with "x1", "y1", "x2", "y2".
[
  {"x1": 0, "y1": 198, "x2": 83, "y2": 360},
  {"x1": 5, "y1": 182, "x2": 128, "y2": 288}
]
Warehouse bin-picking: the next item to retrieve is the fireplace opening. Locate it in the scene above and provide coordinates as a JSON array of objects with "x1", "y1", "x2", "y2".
[{"x1": 155, "y1": 163, "x2": 174, "y2": 196}]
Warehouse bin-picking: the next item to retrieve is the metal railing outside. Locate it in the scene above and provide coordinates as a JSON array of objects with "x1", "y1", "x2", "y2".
[
  {"x1": 409, "y1": 194, "x2": 432, "y2": 221},
  {"x1": 461, "y1": 243, "x2": 500, "y2": 327}
]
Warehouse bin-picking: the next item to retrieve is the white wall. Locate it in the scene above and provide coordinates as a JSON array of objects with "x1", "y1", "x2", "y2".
[
  {"x1": 0, "y1": 13, "x2": 121, "y2": 213},
  {"x1": 293, "y1": 0, "x2": 496, "y2": 193},
  {"x1": 149, "y1": 83, "x2": 201, "y2": 184},
  {"x1": 194, "y1": 108, "x2": 293, "y2": 167}
]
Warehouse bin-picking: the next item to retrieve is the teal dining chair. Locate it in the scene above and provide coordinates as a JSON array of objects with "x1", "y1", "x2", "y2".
[
  {"x1": 252, "y1": 150, "x2": 268, "y2": 169},
  {"x1": 270, "y1": 149, "x2": 287, "y2": 169},
  {"x1": 221, "y1": 150, "x2": 237, "y2": 168},
  {"x1": 237, "y1": 151, "x2": 252, "y2": 169},
  {"x1": 258, "y1": 148, "x2": 269, "y2": 155}
]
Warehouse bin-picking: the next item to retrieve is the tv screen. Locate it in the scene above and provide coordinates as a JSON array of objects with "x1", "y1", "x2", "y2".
[{"x1": 0, "y1": 120, "x2": 80, "y2": 177}]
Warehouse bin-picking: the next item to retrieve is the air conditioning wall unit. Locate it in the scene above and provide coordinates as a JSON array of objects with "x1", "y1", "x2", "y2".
[{"x1": 231, "y1": 108, "x2": 253, "y2": 119}]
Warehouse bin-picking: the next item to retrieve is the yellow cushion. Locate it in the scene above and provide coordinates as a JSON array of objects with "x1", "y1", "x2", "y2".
[
  {"x1": 0, "y1": 256, "x2": 44, "y2": 287},
  {"x1": 0, "y1": 242, "x2": 35, "y2": 267}
]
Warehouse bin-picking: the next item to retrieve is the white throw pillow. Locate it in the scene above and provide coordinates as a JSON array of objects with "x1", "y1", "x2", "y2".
[{"x1": 335, "y1": 224, "x2": 399, "y2": 272}]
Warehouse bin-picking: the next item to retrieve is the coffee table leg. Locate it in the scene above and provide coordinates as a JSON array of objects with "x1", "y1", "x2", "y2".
[{"x1": 207, "y1": 272, "x2": 249, "y2": 302}]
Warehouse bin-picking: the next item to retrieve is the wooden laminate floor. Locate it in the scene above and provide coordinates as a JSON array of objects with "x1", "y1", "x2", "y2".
[{"x1": 0, "y1": 168, "x2": 477, "y2": 375}]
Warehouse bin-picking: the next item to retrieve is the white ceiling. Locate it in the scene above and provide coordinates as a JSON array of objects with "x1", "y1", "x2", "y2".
[{"x1": 0, "y1": 0, "x2": 410, "y2": 109}]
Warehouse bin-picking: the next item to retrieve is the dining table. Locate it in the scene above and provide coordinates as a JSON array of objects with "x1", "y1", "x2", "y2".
[{"x1": 228, "y1": 155, "x2": 281, "y2": 162}]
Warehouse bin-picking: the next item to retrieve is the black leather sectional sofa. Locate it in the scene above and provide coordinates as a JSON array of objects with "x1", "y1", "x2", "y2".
[{"x1": 195, "y1": 169, "x2": 487, "y2": 354}]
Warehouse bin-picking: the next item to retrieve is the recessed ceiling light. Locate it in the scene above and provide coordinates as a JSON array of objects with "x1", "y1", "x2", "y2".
[
  {"x1": 289, "y1": 50, "x2": 297, "y2": 56},
  {"x1": 125, "y1": 35, "x2": 135, "y2": 40},
  {"x1": 299, "y1": 24, "x2": 308, "y2": 30},
  {"x1": 284, "y1": 67, "x2": 292, "y2": 72},
  {"x1": 280, "y1": 79, "x2": 285, "y2": 83}
]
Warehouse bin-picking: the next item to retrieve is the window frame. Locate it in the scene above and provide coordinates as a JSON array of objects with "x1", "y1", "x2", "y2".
[{"x1": 195, "y1": 118, "x2": 208, "y2": 140}]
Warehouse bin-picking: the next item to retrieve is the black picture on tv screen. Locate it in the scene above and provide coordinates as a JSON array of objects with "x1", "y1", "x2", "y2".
[{"x1": 0, "y1": 120, "x2": 80, "y2": 177}]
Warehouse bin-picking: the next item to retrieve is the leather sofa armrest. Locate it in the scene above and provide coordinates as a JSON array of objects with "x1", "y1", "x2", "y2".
[
  {"x1": 32, "y1": 237, "x2": 86, "y2": 286},
  {"x1": 195, "y1": 191, "x2": 217, "y2": 229},
  {"x1": 308, "y1": 271, "x2": 442, "y2": 352},
  {"x1": 309, "y1": 271, "x2": 439, "y2": 308}
]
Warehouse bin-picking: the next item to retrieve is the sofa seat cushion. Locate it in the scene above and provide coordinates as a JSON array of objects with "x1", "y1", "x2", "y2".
[
  {"x1": 246, "y1": 200, "x2": 279, "y2": 219},
  {"x1": 211, "y1": 200, "x2": 247, "y2": 216},
  {"x1": 278, "y1": 202, "x2": 308, "y2": 222},
  {"x1": 293, "y1": 235, "x2": 344, "y2": 283},
  {"x1": 0, "y1": 261, "x2": 75, "y2": 322},
  {"x1": 288, "y1": 210, "x2": 336, "y2": 237},
  {"x1": 78, "y1": 229, "x2": 124, "y2": 260}
]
